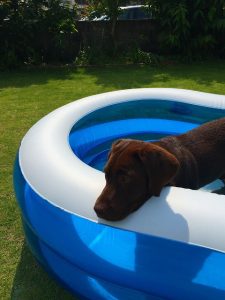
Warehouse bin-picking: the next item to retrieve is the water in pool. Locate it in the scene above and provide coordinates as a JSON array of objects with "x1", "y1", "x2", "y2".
[{"x1": 69, "y1": 100, "x2": 225, "y2": 193}]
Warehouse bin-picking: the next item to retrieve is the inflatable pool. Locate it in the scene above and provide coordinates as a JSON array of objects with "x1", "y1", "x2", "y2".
[{"x1": 14, "y1": 88, "x2": 225, "y2": 300}]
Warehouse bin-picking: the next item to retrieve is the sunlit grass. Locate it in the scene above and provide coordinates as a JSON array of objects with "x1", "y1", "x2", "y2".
[{"x1": 1, "y1": 61, "x2": 225, "y2": 299}]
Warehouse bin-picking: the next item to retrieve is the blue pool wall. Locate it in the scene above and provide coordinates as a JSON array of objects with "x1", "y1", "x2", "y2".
[
  {"x1": 14, "y1": 154, "x2": 225, "y2": 300},
  {"x1": 14, "y1": 99, "x2": 225, "y2": 299},
  {"x1": 69, "y1": 100, "x2": 225, "y2": 171}
]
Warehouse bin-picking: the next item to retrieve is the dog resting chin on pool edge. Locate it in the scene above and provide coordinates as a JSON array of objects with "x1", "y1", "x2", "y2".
[{"x1": 94, "y1": 117, "x2": 225, "y2": 221}]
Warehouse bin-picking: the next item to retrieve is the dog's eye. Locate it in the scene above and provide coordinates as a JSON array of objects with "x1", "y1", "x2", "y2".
[
  {"x1": 120, "y1": 175, "x2": 130, "y2": 183},
  {"x1": 119, "y1": 169, "x2": 135, "y2": 177},
  {"x1": 117, "y1": 170, "x2": 130, "y2": 183}
]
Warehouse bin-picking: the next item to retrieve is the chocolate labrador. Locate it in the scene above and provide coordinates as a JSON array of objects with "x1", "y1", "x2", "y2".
[{"x1": 94, "y1": 117, "x2": 225, "y2": 221}]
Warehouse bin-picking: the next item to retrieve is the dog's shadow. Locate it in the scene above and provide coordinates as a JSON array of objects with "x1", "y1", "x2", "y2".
[{"x1": 121, "y1": 187, "x2": 190, "y2": 244}]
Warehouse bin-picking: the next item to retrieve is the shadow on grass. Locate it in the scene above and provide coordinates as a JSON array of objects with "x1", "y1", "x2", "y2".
[
  {"x1": 0, "y1": 61, "x2": 225, "y2": 91},
  {"x1": 0, "y1": 67, "x2": 81, "y2": 90},
  {"x1": 11, "y1": 241, "x2": 78, "y2": 300},
  {"x1": 86, "y1": 62, "x2": 225, "y2": 90}
]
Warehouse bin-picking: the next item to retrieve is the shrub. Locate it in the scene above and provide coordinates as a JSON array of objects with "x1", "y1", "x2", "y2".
[
  {"x1": 148, "y1": 0, "x2": 225, "y2": 59},
  {"x1": 127, "y1": 46, "x2": 161, "y2": 65},
  {"x1": 0, "y1": 0, "x2": 79, "y2": 68}
]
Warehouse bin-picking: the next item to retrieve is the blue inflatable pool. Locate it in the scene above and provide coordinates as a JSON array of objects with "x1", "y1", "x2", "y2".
[{"x1": 14, "y1": 89, "x2": 225, "y2": 299}]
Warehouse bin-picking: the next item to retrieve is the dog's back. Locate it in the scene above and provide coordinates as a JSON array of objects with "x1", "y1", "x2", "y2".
[{"x1": 157, "y1": 117, "x2": 225, "y2": 188}]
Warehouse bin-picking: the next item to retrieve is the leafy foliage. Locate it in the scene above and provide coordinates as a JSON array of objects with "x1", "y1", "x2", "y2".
[
  {"x1": 147, "y1": 0, "x2": 225, "y2": 59},
  {"x1": 0, "y1": 0, "x2": 79, "y2": 68},
  {"x1": 87, "y1": 0, "x2": 130, "y2": 20},
  {"x1": 0, "y1": 0, "x2": 224, "y2": 68},
  {"x1": 84, "y1": 0, "x2": 225, "y2": 60},
  {"x1": 127, "y1": 46, "x2": 161, "y2": 65},
  {"x1": 87, "y1": 0, "x2": 127, "y2": 51}
]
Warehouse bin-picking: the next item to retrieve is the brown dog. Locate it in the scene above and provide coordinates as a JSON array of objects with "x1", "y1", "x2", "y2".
[{"x1": 94, "y1": 117, "x2": 225, "y2": 221}]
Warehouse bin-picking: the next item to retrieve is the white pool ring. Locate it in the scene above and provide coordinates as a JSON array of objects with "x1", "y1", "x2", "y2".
[{"x1": 15, "y1": 88, "x2": 225, "y2": 300}]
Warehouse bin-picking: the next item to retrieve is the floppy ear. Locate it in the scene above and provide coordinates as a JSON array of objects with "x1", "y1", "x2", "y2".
[
  {"x1": 112, "y1": 139, "x2": 133, "y2": 150},
  {"x1": 108, "y1": 139, "x2": 133, "y2": 158},
  {"x1": 138, "y1": 144, "x2": 180, "y2": 197}
]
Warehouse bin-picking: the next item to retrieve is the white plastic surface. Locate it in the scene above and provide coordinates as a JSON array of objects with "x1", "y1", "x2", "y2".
[{"x1": 19, "y1": 88, "x2": 225, "y2": 252}]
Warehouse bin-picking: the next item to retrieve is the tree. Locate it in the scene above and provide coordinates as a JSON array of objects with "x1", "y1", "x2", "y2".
[
  {"x1": 88, "y1": 0, "x2": 127, "y2": 50},
  {"x1": 0, "y1": 0, "x2": 78, "y2": 68},
  {"x1": 145, "y1": 0, "x2": 225, "y2": 59}
]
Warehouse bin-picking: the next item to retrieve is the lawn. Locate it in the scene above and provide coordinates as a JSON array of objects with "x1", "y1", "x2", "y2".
[{"x1": 1, "y1": 61, "x2": 225, "y2": 300}]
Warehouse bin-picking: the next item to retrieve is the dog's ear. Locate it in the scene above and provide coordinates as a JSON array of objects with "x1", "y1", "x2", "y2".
[
  {"x1": 108, "y1": 139, "x2": 125, "y2": 159},
  {"x1": 112, "y1": 139, "x2": 132, "y2": 150},
  {"x1": 108, "y1": 139, "x2": 133, "y2": 158},
  {"x1": 137, "y1": 144, "x2": 180, "y2": 197}
]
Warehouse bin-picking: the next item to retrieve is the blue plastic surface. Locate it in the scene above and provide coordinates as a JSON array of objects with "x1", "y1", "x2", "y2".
[
  {"x1": 14, "y1": 99, "x2": 225, "y2": 299},
  {"x1": 70, "y1": 118, "x2": 197, "y2": 171},
  {"x1": 69, "y1": 100, "x2": 224, "y2": 171},
  {"x1": 14, "y1": 157, "x2": 225, "y2": 300}
]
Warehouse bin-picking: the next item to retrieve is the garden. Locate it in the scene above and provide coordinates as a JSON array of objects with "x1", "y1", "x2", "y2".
[
  {"x1": 1, "y1": 62, "x2": 225, "y2": 299},
  {"x1": 0, "y1": 0, "x2": 225, "y2": 299},
  {"x1": 0, "y1": 0, "x2": 224, "y2": 68}
]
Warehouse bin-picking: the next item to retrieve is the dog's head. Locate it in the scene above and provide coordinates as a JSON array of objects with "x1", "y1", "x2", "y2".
[{"x1": 94, "y1": 139, "x2": 179, "y2": 221}]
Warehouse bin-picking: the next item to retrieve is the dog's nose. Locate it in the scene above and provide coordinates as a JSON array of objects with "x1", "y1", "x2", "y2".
[
  {"x1": 94, "y1": 202, "x2": 124, "y2": 221},
  {"x1": 94, "y1": 203, "x2": 108, "y2": 218}
]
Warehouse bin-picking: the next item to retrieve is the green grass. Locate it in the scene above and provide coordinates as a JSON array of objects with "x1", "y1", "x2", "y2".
[{"x1": 1, "y1": 61, "x2": 225, "y2": 300}]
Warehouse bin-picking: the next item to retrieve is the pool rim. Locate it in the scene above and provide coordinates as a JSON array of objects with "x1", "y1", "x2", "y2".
[{"x1": 17, "y1": 88, "x2": 225, "y2": 252}]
